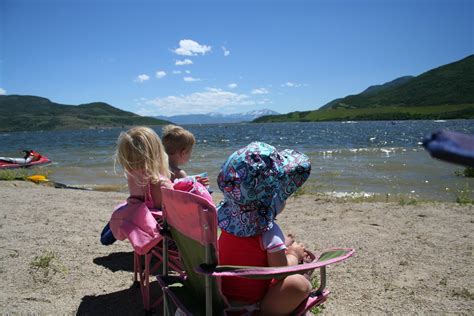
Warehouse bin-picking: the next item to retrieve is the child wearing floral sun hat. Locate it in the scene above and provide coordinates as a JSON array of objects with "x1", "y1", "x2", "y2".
[{"x1": 217, "y1": 142, "x2": 312, "y2": 315}]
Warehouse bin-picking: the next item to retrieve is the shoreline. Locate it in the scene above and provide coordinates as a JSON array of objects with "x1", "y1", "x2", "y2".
[
  {"x1": 4, "y1": 175, "x2": 474, "y2": 204},
  {"x1": 0, "y1": 181, "x2": 472, "y2": 314}
]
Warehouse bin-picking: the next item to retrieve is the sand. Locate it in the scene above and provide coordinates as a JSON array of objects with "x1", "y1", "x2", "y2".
[{"x1": 0, "y1": 181, "x2": 472, "y2": 315}]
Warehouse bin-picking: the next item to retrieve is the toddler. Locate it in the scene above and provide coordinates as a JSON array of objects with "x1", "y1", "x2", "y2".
[
  {"x1": 162, "y1": 124, "x2": 209, "y2": 188},
  {"x1": 162, "y1": 124, "x2": 195, "y2": 182},
  {"x1": 217, "y1": 142, "x2": 312, "y2": 316}
]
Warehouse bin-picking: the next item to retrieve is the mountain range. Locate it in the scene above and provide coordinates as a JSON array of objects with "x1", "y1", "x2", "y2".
[
  {"x1": 156, "y1": 109, "x2": 279, "y2": 124},
  {"x1": 255, "y1": 54, "x2": 474, "y2": 122},
  {"x1": 0, "y1": 95, "x2": 169, "y2": 132}
]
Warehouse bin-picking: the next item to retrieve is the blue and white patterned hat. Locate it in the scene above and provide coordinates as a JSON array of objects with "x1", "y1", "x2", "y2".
[{"x1": 217, "y1": 142, "x2": 311, "y2": 237}]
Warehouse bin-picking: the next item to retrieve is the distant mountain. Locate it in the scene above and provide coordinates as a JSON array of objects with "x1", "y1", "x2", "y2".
[
  {"x1": 359, "y1": 76, "x2": 415, "y2": 96},
  {"x1": 0, "y1": 95, "x2": 170, "y2": 132},
  {"x1": 157, "y1": 109, "x2": 279, "y2": 124},
  {"x1": 255, "y1": 55, "x2": 474, "y2": 122}
]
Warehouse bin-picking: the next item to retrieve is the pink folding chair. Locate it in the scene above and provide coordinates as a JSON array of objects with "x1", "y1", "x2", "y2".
[
  {"x1": 110, "y1": 197, "x2": 184, "y2": 312},
  {"x1": 158, "y1": 188, "x2": 355, "y2": 315}
]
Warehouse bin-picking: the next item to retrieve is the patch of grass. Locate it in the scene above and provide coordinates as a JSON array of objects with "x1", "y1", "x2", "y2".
[
  {"x1": 30, "y1": 251, "x2": 56, "y2": 269},
  {"x1": 29, "y1": 250, "x2": 67, "y2": 282},
  {"x1": 398, "y1": 197, "x2": 418, "y2": 206},
  {"x1": 0, "y1": 169, "x2": 50, "y2": 181},
  {"x1": 0, "y1": 169, "x2": 29, "y2": 180},
  {"x1": 465, "y1": 167, "x2": 474, "y2": 178},
  {"x1": 455, "y1": 184, "x2": 474, "y2": 204},
  {"x1": 310, "y1": 275, "x2": 326, "y2": 314},
  {"x1": 455, "y1": 167, "x2": 474, "y2": 178}
]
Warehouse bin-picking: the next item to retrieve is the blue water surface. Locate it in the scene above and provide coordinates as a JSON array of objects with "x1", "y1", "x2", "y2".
[{"x1": 1, "y1": 120, "x2": 473, "y2": 201}]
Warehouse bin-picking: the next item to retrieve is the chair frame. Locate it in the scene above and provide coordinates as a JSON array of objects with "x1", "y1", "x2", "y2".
[{"x1": 131, "y1": 226, "x2": 184, "y2": 312}]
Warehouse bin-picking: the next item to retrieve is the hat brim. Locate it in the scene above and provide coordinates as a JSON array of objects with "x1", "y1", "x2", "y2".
[{"x1": 217, "y1": 199, "x2": 275, "y2": 237}]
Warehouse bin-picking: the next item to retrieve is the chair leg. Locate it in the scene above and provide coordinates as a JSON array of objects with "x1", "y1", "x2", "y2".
[
  {"x1": 134, "y1": 252, "x2": 151, "y2": 312},
  {"x1": 133, "y1": 252, "x2": 140, "y2": 287},
  {"x1": 142, "y1": 253, "x2": 151, "y2": 311}
]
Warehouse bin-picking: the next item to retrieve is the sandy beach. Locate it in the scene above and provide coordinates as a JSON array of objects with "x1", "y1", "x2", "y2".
[{"x1": 0, "y1": 181, "x2": 472, "y2": 315}]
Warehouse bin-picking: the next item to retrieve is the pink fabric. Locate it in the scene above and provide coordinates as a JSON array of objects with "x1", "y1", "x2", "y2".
[
  {"x1": 109, "y1": 179, "x2": 210, "y2": 255},
  {"x1": 161, "y1": 187, "x2": 217, "y2": 246},
  {"x1": 109, "y1": 197, "x2": 161, "y2": 255},
  {"x1": 173, "y1": 178, "x2": 213, "y2": 204}
]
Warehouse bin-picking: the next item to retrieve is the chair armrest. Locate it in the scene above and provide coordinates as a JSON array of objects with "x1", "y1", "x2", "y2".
[{"x1": 196, "y1": 248, "x2": 354, "y2": 280}]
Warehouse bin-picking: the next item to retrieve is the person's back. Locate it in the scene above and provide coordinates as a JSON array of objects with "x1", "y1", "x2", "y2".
[{"x1": 116, "y1": 126, "x2": 172, "y2": 208}]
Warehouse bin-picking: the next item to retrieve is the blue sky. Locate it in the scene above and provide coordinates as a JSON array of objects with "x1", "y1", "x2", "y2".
[{"x1": 1, "y1": 0, "x2": 473, "y2": 116}]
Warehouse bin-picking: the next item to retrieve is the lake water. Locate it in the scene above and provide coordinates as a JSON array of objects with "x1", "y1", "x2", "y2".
[{"x1": 1, "y1": 120, "x2": 473, "y2": 202}]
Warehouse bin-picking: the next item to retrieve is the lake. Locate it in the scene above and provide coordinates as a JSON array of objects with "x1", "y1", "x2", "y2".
[{"x1": 1, "y1": 120, "x2": 473, "y2": 202}]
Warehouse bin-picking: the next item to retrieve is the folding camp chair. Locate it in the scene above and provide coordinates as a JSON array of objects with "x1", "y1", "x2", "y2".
[
  {"x1": 158, "y1": 188, "x2": 354, "y2": 315},
  {"x1": 109, "y1": 199, "x2": 185, "y2": 312},
  {"x1": 133, "y1": 237, "x2": 184, "y2": 312}
]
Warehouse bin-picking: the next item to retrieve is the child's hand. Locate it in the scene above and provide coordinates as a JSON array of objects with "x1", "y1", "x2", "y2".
[
  {"x1": 286, "y1": 242, "x2": 306, "y2": 262},
  {"x1": 285, "y1": 233, "x2": 295, "y2": 247},
  {"x1": 302, "y1": 251, "x2": 312, "y2": 263},
  {"x1": 196, "y1": 176, "x2": 209, "y2": 186}
]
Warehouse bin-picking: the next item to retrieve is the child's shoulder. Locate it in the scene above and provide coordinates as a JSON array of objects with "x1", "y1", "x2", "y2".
[{"x1": 171, "y1": 166, "x2": 187, "y2": 179}]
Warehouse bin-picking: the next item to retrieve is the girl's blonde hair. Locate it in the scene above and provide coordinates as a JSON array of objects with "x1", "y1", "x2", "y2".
[
  {"x1": 162, "y1": 124, "x2": 195, "y2": 155},
  {"x1": 115, "y1": 126, "x2": 170, "y2": 184}
]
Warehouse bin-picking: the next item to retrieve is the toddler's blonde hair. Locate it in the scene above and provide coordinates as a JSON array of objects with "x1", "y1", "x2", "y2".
[
  {"x1": 162, "y1": 125, "x2": 195, "y2": 155},
  {"x1": 115, "y1": 126, "x2": 170, "y2": 184}
]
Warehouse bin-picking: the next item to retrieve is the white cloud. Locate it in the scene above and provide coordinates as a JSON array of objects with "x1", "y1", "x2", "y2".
[
  {"x1": 174, "y1": 39, "x2": 211, "y2": 56},
  {"x1": 184, "y1": 76, "x2": 201, "y2": 82},
  {"x1": 282, "y1": 81, "x2": 302, "y2": 88},
  {"x1": 175, "y1": 59, "x2": 193, "y2": 66},
  {"x1": 172, "y1": 70, "x2": 182, "y2": 74},
  {"x1": 251, "y1": 88, "x2": 269, "y2": 94},
  {"x1": 258, "y1": 98, "x2": 272, "y2": 105},
  {"x1": 185, "y1": 70, "x2": 191, "y2": 74},
  {"x1": 139, "y1": 88, "x2": 255, "y2": 116},
  {"x1": 0, "y1": 88, "x2": 6, "y2": 95},
  {"x1": 156, "y1": 71, "x2": 167, "y2": 79},
  {"x1": 228, "y1": 83, "x2": 238, "y2": 89},
  {"x1": 135, "y1": 74, "x2": 150, "y2": 82},
  {"x1": 222, "y1": 46, "x2": 230, "y2": 56}
]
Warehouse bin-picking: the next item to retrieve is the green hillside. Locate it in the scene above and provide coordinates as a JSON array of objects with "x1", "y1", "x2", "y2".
[
  {"x1": 0, "y1": 95, "x2": 170, "y2": 132},
  {"x1": 255, "y1": 55, "x2": 474, "y2": 122}
]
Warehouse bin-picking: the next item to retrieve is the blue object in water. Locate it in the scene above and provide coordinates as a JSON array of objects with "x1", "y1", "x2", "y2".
[{"x1": 423, "y1": 130, "x2": 474, "y2": 167}]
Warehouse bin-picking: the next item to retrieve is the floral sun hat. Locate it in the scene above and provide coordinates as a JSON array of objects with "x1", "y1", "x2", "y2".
[{"x1": 217, "y1": 142, "x2": 311, "y2": 237}]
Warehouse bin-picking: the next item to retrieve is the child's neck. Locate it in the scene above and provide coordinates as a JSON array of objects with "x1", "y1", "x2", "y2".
[{"x1": 169, "y1": 158, "x2": 180, "y2": 170}]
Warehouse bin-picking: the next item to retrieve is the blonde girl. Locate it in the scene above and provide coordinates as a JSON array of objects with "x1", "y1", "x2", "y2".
[
  {"x1": 115, "y1": 126, "x2": 172, "y2": 208},
  {"x1": 101, "y1": 126, "x2": 171, "y2": 245}
]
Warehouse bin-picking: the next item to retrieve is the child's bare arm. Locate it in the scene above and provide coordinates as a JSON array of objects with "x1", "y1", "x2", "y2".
[
  {"x1": 150, "y1": 179, "x2": 172, "y2": 208},
  {"x1": 285, "y1": 242, "x2": 306, "y2": 265},
  {"x1": 267, "y1": 249, "x2": 289, "y2": 267},
  {"x1": 177, "y1": 169, "x2": 187, "y2": 178},
  {"x1": 268, "y1": 241, "x2": 305, "y2": 267}
]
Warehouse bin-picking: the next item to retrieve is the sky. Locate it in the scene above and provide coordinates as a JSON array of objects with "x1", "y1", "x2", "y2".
[{"x1": 1, "y1": 0, "x2": 473, "y2": 116}]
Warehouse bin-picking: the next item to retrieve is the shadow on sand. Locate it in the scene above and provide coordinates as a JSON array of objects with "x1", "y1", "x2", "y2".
[
  {"x1": 79, "y1": 252, "x2": 163, "y2": 315},
  {"x1": 77, "y1": 282, "x2": 162, "y2": 315},
  {"x1": 93, "y1": 251, "x2": 135, "y2": 272}
]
